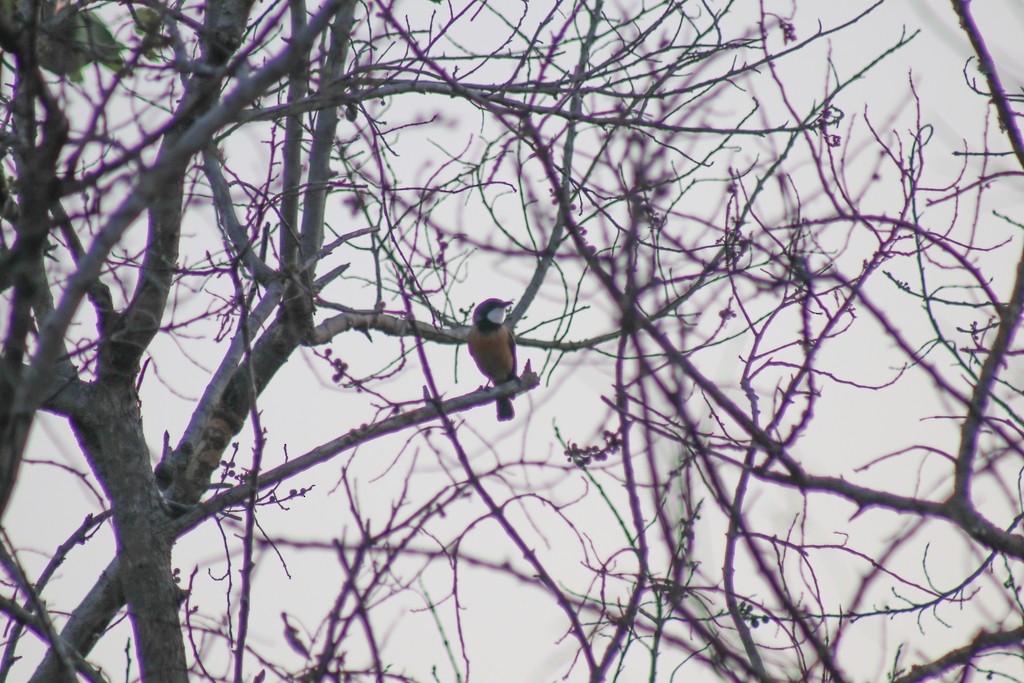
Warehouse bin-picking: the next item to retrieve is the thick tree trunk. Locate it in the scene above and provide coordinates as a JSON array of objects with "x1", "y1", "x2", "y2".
[{"x1": 70, "y1": 382, "x2": 186, "y2": 683}]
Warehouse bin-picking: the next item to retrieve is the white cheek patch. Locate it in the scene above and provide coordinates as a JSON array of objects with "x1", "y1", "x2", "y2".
[{"x1": 486, "y1": 307, "x2": 506, "y2": 325}]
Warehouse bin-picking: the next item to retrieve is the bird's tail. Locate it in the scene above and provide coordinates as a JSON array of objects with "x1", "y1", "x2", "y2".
[{"x1": 496, "y1": 396, "x2": 514, "y2": 421}]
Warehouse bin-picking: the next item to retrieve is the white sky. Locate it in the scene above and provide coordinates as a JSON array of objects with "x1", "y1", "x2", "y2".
[{"x1": 6, "y1": 1, "x2": 1024, "y2": 681}]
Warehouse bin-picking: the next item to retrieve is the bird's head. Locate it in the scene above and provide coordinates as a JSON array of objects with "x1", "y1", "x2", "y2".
[{"x1": 473, "y1": 298, "x2": 512, "y2": 327}]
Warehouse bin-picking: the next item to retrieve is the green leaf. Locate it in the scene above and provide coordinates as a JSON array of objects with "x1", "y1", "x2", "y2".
[{"x1": 38, "y1": 7, "x2": 125, "y2": 78}]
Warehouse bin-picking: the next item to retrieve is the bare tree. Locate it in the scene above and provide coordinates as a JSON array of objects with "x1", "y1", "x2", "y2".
[{"x1": 1, "y1": 0, "x2": 1022, "y2": 681}]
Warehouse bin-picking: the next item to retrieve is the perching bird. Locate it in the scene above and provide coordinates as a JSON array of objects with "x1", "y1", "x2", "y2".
[{"x1": 467, "y1": 298, "x2": 517, "y2": 421}]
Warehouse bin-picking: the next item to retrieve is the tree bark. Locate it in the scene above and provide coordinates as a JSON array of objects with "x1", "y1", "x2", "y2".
[{"x1": 70, "y1": 382, "x2": 186, "y2": 683}]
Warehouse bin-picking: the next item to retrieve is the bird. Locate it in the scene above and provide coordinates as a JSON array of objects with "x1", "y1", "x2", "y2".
[{"x1": 467, "y1": 298, "x2": 517, "y2": 421}]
